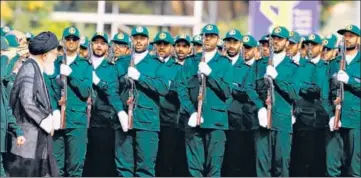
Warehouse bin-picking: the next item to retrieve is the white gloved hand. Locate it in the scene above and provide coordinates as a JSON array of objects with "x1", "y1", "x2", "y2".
[
  {"x1": 118, "y1": 111, "x2": 129, "y2": 132},
  {"x1": 266, "y1": 65, "x2": 278, "y2": 79},
  {"x1": 52, "y1": 110, "x2": 61, "y2": 130},
  {"x1": 40, "y1": 114, "x2": 54, "y2": 134},
  {"x1": 60, "y1": 64, "x2": 72, "y2": 76},
  {"x1": 198, "y1": 62, "x2": 212, "y2": 76},
  {"x1": 92, "y1": 71, "x2": 100, "y2": 85},
  {"x1": 257, "y1": 107, "x2": 268, "y2": 128},
  {"x1": 128, "y1": 67, "x2": 140, "y2": 81},
  {"x1": 188, "y1": 112, "x2": 204, "y2": 127},
  {"x1": 337, "y1": 70, "x2": 349, "y2": 84},
  {"x1": 292, "y1": 115, "x2": 296, "y2": 125},
  {"x1": 329, "y1": 116, "x2": 342, "y2": 132}
]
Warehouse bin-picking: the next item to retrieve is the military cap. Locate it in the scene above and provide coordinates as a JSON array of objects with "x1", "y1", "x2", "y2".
[
  {"x1": 62, "y1": 26, "x2": 80, "y2": 39},
  {"x1": 153, "y1": 31, "x2": 174, "y2": 45},
  {"x1": 112, "y1": 32, "x2": 130, "y2": 44},
  {"x1": 4, "y1": 34, "x2": 19, "y2": 48},
  {"x1": 289, "y1": 31, "x2": 302, "y2": 44},
  {"x1": 201, "y1": 24, "x2": 219, "y2": 35},
  {"x1": 192, "y1": 34, "x2": 202, "y2": 45},
  {"x1": 337, "y1": 24, "x2": 360, "y2": 36},
  {"x1": 271, "y1": 26, "x2": 289, "y2": 39},
  {"x1": 25, "y1": 32, "x2": 34, "y2": 40},
  {"x1": 91, "y1": 32, "x2": 109, "y2": 44},
  {"x1": 322, "y1": 34, "x2": 338, "y2": 49},
  {"x1": 259, "y1": 34, "x2": 270, "y2": 43},
  {"x1": 304, "y1": 33, "x2": 323, "y2": 45},
  {"x1": 217, "y1": 39, "x2": 224, "y2": 48},
  {"x1": 1, "y1": 26, "x2": 13, "y2": 36},
  {"x1": 131, "y1": 26, "x2": 149, "y2": 37},
  {"x1": 174, "y1": 33, "x2": 191, "y2": 45},
  {"x1": 242, "y1": 35, "x2": 258, "y2": 48},
  {"x1": 79, "y1": 36, "x2": 90, "y2": 48},
  {"x1": 224, "y1": 29, "x2": 242, "y2": 41},
  {"x1": 1, "y1": 37, "x2": 9, "y2": 50}
]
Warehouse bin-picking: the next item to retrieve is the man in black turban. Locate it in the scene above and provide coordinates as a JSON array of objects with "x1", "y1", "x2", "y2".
[{"x1": 5, "y1": 31, "x2": 60, "y2": 177}]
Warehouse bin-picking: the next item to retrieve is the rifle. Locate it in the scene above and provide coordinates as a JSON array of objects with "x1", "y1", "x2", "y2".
[
  {"x1": 197, "y1": 33, "x2": 207, "y2": 126},
  {"x1": 333, "y1": 37, "x2": 346, "y2": 130},
  {"x1": 86, "y1": 42, "x2": 93, "y2": 127},
  {"x1": 264, "y1": 36, "x2": 275, "y2": 129},
  {"x1": 59, "y1": 39, "x2": 67, "y2": 129},
  {"x1": 108, "y1": 42, "x2": 117, "y2": 64},
  {"x1": 127, "y1": 43, "x2": 136, "y2": 129}
]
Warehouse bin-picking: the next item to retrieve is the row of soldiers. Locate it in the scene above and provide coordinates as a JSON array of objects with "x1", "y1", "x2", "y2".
[{"x1": 0, "y1": 23, "x2": 360, "y2": 177}]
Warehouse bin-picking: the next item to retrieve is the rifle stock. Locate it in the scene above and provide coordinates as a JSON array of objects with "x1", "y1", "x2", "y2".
[
  {"x1": 265, "y1": 36, "x2": 274, "y2": 129},
  {"x1": 127, "y1": 43, "x2": 136, "y2": 129},
  {"x1": 333, "y1": 38, "x2": 345, "y2": 130}
]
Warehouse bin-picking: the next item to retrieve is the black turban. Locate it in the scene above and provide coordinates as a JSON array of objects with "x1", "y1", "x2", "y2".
[{"x1": 29, "y1": 31, "x2": 59, "y2": 55}]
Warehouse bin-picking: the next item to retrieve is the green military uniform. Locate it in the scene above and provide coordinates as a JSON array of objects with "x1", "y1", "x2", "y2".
[
  {"x1": 191, "y1": 34, "x2": 202, "y2": 57},
  {"x1": 2, "y1": 34, "x2": 20, "y2": 97},
  {"x1": 177, "y1": 24, "x2": 232, "y2": 177},
  {"x1": 290, "y1": 34, "x2": 333, "y2": 176},
  {"x1": 52, "y1": 26, "x2": 92, "y2": 177},
  {"x1": 79, "y1": 36, "x2": 89, "y2": 49},
  {"x1": 223, "y1": 33, "x2": 262, "y2": 177},
  {"x1": 254, "y1": 26, "x2": 298, "y2": 177},
  {"x1": 106, "y1": 26, "x2": 169, "y2": 177},
  {"x1": 326, "y1": 25, "x2": 360, "y2": 177}
]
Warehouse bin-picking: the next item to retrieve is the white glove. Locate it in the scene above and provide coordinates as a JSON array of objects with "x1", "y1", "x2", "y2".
[
  {"x1": 266, "y1": 65, "x2": 278, "y2": 79},
  {"x1": 40, "y1": 114, "x2": 54, "y2": 134},
  {"x1": 118, "y1": 111, "x2": 129, "y2": 132},
  {"x1": 60, "y1": 64, "x2": 72, "y2": 76},
  {"x1": 92, "y1": 71, "x2": 100, "y2": 85},
  {"x1": 198, "y1": 62, "x2": 212, "y2": 76},
  {"x1": 258, "y1": 107, "x2": 268, "y2": 128},
  {"x1": 188, "y1": 112, "x2": 204, "y2": 127},
  {"x1": 337, "y1": 70, "x2": 349, "y2": 84},
  {"x1": 329, "y1": 116, "x2": 342, "y2": 132},
  {"x1": 292, "y1": 115, "x2": 296, "y2": 125},
  {"x1": 52, "y1": 110, "x2": 61, "y2": 130},
  {"x1": 128, "y1": 67, "x2": 140, "y2": 81}
]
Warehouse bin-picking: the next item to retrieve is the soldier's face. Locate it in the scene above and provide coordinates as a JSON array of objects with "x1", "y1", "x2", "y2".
[
  {"x1": 175, "y1": 41, "x2": 191, "y2": 60},
  {"x1": 321, "y1": 48, "x2": 334, "y2": 61},
  {"x1": 132, "y1": 35, "x2": 148, "y2": 53},
  {"x1": 113, "y1": 43, "x2": 129, "y2": 57},
  {"x1": 243, "y1": 46, "x2": 256, "y2": 60},
  {"x1": 64, "y1": 36, "x2": 80, "y2": 53},
  {"x1": 286, "y1": 42, "x2": 299, "y2": 57},
  {"x1": 79, "y1": 47, "x2": 89, "y2": 58},
  {"x1": 193, "y1": 44, "x2": 202, "y2": 54},
  {"x1": 225, "y1": 39, "x2": 241, "y2": 57},
  {"x1": 155, "y1": 41, "x2": 172, "y2": 59},
  {"x1": 92, "y1": 38, "x2": 108, "y2": 57},
  {"x1": 344, "y1": 32, "x2": 360, "y2": 50},
  {"x1": 261, "y1": 42, "x2": 270, "y2": 57},
  {"x1": 307, "y1": 42, "x2": 323, "y2": 58},
  {"x1": 204, "y1": 34, "x2": 218, "y2": 51},
  {"x1": 272, "y1": 36, "x2": 289, "y2": 53}
]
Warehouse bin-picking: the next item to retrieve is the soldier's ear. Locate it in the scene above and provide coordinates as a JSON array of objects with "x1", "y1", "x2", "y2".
[{"x1": 285, "y1": 40, "x2": 290, "y2": 47}]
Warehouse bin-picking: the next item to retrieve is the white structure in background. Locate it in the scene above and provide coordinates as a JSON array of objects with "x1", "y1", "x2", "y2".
[{"x1": 51, "y1": 1, "x2": 204, "y2": 37}]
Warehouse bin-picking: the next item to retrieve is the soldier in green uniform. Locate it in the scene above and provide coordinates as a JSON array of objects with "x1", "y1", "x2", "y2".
[
  {"x1": 300, "y1": 36, "x2": 308, "y2": 58},
  {"x1": 82, "y1": 32, "x2": 117, "y2": 177},
  {"x1": 326, "y1": 24, "x2": 360, "y2": 177},
  {"x1": 111, "y1": 32, "x2": 130, "y2": 59},
  {"x1": 177, "y1": 24, "x2": 232, "y2": 177},
  {"x1": 291, "y1": 34, "x2": 334, "y2": 176},
  {"x1": 254, "y1": 26, "x2": 298, "y2": 177},
  {"x1": 223, "y1": 31, "x2": 262, "y2": 177},
  {"x1": 52, "y1": 26, "x2": 92, "y2": 177},
  {"x1": 2, "y1": 34, "x2": 20, "y2": 96},
  {"x1": 106, "y1": 26, "x2": 169, "y2": 177},
  {"x1": 191, "y1": 34, "x2": 202, "y2": 57},
  {"x1": 259, "y1": 34, "x2": 270, "y2": 58},
  {"x1": 286, "y1": 31, "x2": 304, "y2": 65},
  {"x1": 217, "y1": 39, "x2": 226, "y2": 55},
  {"x1": 321, "y1": 34, "x2": 338, "y2": 62},
  {"x1": 79, "y1": 36, "x2": 90, "y2": 58}
]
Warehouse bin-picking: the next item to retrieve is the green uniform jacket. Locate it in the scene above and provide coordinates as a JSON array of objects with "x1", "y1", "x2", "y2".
[
  {"x1": 156, "y1": 57, "x2": 183, "y2": 127},
  {"x1": 177, "y1": 52, "x2": 232, "y2": 130},
  {"x1": 53, "y1": 55, "x2": 92, "y2": 128},
  {"x1": 329, "y1": 52, "x2": 360, "y2": 129},
  {"x1": 107, "y1": 52, "x2": 170, "y2": 131},
  {"x1": 255, "y1": 56, "x2": 298, "y2": 133},
  {"x1": 90, "y1": 59, "x2": 118, "y2": 128},
  {"x1": 228, "y1": 57, "x2": 263, "y2": 131},
  {"x1": 293, "y1": 58, "x2": 333, "y2": 130},
  {"x1": 3, "y1": 54, "x2": 20, "y2": 96}
]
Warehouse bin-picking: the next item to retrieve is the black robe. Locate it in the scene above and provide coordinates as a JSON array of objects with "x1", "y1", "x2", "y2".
[{"x1": 5, "y1": 58, "x2": 58, "y2": 177}]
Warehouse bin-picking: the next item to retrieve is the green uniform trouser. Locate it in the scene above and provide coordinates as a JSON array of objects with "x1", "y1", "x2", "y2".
[
  {"x1": 222, "y1": 130, "x2": 256, "y2": 177},
  {"x1": 114, "y1": 129, "x2": 159, "y2": 177},
  {"x1": 290, "y1": 129, "x2": 326, "y2": 176},
  {"x1": 53, "y1": 128, "x2": 87, "y2": 177},
  {"x1": 0, "y1": 153, "x2": 5, "y2": 177},
  {"x1": 185, "y1": 128, "x2": 226, "y2": 177},
  {"x1": 254, "y1": 128, "x2": 292, "y2": 177},
  {"x1": 325, "y1": 128, "x2": 360, "y2": 177}
]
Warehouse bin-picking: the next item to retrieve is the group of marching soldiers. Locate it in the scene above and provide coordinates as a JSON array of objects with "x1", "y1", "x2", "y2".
[{"x1": 0, "y1": 23, "x2": 360, "y2": 177}]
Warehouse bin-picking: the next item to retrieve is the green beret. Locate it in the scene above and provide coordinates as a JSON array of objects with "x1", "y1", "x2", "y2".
[
  {"x1": 62, "y1": 26, "x2": 80, "y2": 39},
  {"x1": 112, "y1": 32, "x2": 130, "y2": 44},
  {"x1": 1, "y1": 26, "x2": 13, "y2": 36},
  {"x1": 174, "y1": 33, "x2": 191, "y2": 45},
  {"x1": 153, "y1": 31, "x2": 174, "y2": 45},
  {"x1": 201, "y1": 24, "x2": 219, "y2": 35},
  {"x1": 192, "y1": 34, "x2": 202, "y2": 45},
  {"x1": 1, "y1": 37, "x2": 9, "y2": 50},
  {"x1": 289, "y1": 31, "x2": 301, "y2": 44},
  {"x1": 337, "y1": 24, "x2": 360, "y2": 36},
  {"x1": 131, "y1": 26, "x2": 149, "y2": 37},
  {"x1": 242, "y1": 35, "x2": 258, "y2": 48},
  {"x1": 223, "y1": 29, "x2": 242, "y2": 41},
  {"x1": 259, "y1": 34, "x2": 270, "y2": 43},
  {"x1": 80, "y1": 36, "x2": 90, "y2": 48},
  {"x1": 91, "y1": 32, "x2": 109, "y2": 44},
  {"x1": 271, "y1": 26, "x2": 289, "y2": 39},
  {"x1": 304, "y1": 33, "x2": 322, "y2": 45},
  {"x1": 4, "y1": 34, "x2": 19, "y2": 48}
]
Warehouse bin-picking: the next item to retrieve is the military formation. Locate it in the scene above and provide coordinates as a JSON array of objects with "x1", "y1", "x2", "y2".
[{"x1": 0, "y1": 23, "x2": 360, "y2": 177}]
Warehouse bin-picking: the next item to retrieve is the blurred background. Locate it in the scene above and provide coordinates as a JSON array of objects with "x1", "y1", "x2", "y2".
[{"x1": 1, "y1": 1, "x2": 360, "y2": 40}]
